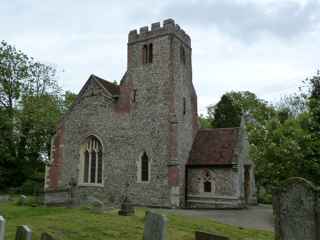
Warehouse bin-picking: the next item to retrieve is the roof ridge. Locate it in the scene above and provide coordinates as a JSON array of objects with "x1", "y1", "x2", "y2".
[
  {"x1": 91, "y1": 74, "x2": 118, "y2": 86},
  {"x1": 90, "y1": 74, "x2": 120, "y2": 96}
]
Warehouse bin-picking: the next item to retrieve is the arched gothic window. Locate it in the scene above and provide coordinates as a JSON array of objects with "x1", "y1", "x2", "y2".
[
  {"x1": 201, "y1": 170, "x2": 215, "y2": 193},
  {"x1": 204, "y1": 180, "x2": 212, "y2": 192},
  {"x1": 141, "y1": 152, "x2": 149, "y2": 182},
  {"x1": 81, "y1": 136, "x2": 103, "y2": 185}
]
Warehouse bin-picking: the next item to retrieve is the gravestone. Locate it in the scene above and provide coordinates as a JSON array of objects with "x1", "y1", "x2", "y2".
[
  {"x1": 0, "y1": 195, "x2": 9, "y2": 203},
  {"x1": 118, "y1": 197, "x2": 135, "y2": 216},
  {"x1": 195, "y1": 231, "x2": 229, "y2": 240},
  {"x1": 0, "y1": 216, "x2": 5, "y2": 240},
  {"x1": 273, "y1": 177, "x2": 319, "y2": 240},
  {"x1": 15, "y1": 225, "x2": 32, "y2": 240},
  {"x1": 18, "y1": 195, "x2": 27, "y2": 206},
  {"x1": 90, "y1": 199, "x2": 104, "y2": 214},
  {"x1": 143, "y1": 211, "x2": 167, "y2": 240},
  {"x1": 44, "y1": 189, "x2": 70, "y2": 206},
  {"x1": 41, "y1": 232, "x2": 55, "y2": 240}
]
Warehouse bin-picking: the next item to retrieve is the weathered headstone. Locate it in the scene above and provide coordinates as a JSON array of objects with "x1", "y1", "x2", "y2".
[
  {"x1": 41, "y1": 232, "x2": 55, "y2": 240},
  {"x1": 15, "y1": 225, "x2": 32, "y2": 240},
  {"x1": 195, "y1": 231, "x2": 229, "y2": 240},
  {"x1": 143, "y1": 211, "x2": 167, "y2": 240},
  {"x1": 273, "y1": 177, "x2": 319, "y2": 240},
  {"x1": 0, "y1": 216, "x2": 5, "y2": 240},
  {"x1": 44, "y1": 189, "x2": 70, "y2": 206},
  {"x1": 18, "y1": 195, "x2": 27, "y2": 206},
  {"x1": 90, "y1": 199, "x2": 104, "y2": 214},
  {"x1": 0, "y1": 195, "x2": 9, "y2": 203},
  {"x1": 118, "y1": 197, "x2": 135, "y2": 216}
]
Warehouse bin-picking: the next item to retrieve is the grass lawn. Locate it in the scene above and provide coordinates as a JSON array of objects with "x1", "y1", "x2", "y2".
[{"x1": 0, "y1": 202, "x2": 274, "y2": 240}]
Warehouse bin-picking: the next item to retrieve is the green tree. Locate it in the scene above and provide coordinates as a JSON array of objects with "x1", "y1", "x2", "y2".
[
  {"x1": 63, "y1": 91, "x2": 77, "y2": 113},
  {"x1": 0, "y1": 41, "x2": 63, "y2": 190},
  {"x1": 209, "y1": 95, "x2": 242, "y2": 128},
  {"x1": 208, "y1": 91, "x2": 275, "y2": 128},
  {"x1": 199, "y1": 114, "x2": 211, "y2": 128}
]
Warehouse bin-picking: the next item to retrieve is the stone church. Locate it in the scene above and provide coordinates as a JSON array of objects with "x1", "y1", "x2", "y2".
[{"x1": 44, "y1": 19, "x2": 257, "y2": 208}]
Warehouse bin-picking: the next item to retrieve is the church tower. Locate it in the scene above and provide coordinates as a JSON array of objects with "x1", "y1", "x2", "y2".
[{"x1": 125, "y1": 19, "x2": 199, "y2": 207}]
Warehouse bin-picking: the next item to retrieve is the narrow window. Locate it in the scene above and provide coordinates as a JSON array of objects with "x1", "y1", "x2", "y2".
[
  {"x1": 183, "y1": 97, "x2": 186, "y2": 115},
  {"x1": 132, "y1": 89, "x2": 137, "y2": 103},
  {"x1": 97, "y1": 150, "x2": 103, "y2": 183},
  {"x1": 90, "y1": 151, "x2": 96, "y2": 183},
  {"x1": 148, "y1": 43, "x2": 153, "y2": 63},
  {"x1": 180, "y1": 46, "x2": 186, "y2": 64},
  {"x1": 84, "y1": 151, "x2": 89, "y2": 183},
  {"x1": 141, "y1": 152, "x2": 149, "y2": 182},
  {"x1": 142, "y1": 45, "x2": 148, "y2": 64},
  {"x1": 204, "y1": 181, "x2": 212, "y2": 192}
]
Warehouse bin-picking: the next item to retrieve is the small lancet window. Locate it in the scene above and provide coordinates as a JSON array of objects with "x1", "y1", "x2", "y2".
[
  {"x1": 183, "y1": 97, "x2": 186, "y2": 115},
  {"x1": 204, "y1": 181, "x2": 212, "y2": 192},
  {"x1": 132, "y1": 89, "x2": 137, "y2": 103},
  {"x1": 148, "y1": 43, "x2": 153, "y2": 63},
  {"x1": 142, "y1": 45, "x2": 148, "y2": 64},
  {"x1": 141, "y1": 152, "x2": 149, "y2": 182},
  {"x1": 180, "y1": 45, "x2": 186, "y2": 64}
]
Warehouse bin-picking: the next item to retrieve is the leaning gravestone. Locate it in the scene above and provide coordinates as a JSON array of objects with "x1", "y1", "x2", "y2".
[
  {"x1": 0, "y1": 216, "x2": 5, "y2": 240},
  {"x1": 273, "y1": 177, "x2": 319, "y2": 240},
  {"x1": 90, "y1": 199, "x2": 104, "y2": 214},
  {"x1": 143, "y1": 211, "x2": 167, "y2": 240},
  {"x1": 15, "y1": 225, "x2": 32, "y2": 240},
  {"x1": 195, "y1": 231, "x2": 229, "y2": 240}
]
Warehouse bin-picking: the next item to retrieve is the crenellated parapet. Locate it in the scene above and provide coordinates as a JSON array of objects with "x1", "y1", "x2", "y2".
[{"x1": 128, "y1": 19, "x2": 191, "y2": 47}]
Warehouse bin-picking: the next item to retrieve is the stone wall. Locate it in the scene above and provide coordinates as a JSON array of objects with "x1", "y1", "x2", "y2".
[
  {"x1": 237, "y1": 119, "x2": 257, "y2": 204},
  {"x1": 45, "y1": 19, "x2": 197, "y2": 208},
  {"x1": 187, "y1": 167, "x2": 244, "y2": 209},
  {"x1": 170, "y1": 30, "x2": 198, "y2": 207}
]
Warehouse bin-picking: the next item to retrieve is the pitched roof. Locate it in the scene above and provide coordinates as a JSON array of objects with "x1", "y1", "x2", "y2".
[
  {"x1": 188, "y1": 128, "x2": 240, "y2": 166},
  {"x1": 91, "y1": 74, "x2": 120, "y2": 96}
]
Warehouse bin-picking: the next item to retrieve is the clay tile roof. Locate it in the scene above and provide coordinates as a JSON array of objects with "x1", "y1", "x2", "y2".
[
  {"x1": 91, "y1": 74, "x2": 120, "y2": 96},
  {"x1": 188, "y1": 128, "x2": 240, "y2": 166}
]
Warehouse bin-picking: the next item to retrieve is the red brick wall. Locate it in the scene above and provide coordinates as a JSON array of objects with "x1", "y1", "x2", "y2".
[
  {"x1": 168, "y1": 166, "x2": 179, "y2": 186},
  {"x1": 114, "y1": 77, "x2": 133, "y2": 114},
  {"x1": 47, "y1": 125, "x2": 64, "y2": 190}
]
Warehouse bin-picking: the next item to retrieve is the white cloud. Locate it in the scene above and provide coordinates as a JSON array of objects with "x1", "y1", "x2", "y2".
[{"x1": 1, "y1": 0, "x2": 319, "y2": 115}]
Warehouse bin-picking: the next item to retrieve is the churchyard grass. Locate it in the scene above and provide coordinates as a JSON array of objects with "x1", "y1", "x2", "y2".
[{"x1": 0, "y1": 202, "x2": 273, "y2": 240}]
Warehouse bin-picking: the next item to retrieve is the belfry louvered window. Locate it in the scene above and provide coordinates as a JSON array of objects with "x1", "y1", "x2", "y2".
[
  {"x1": 82, "y1": 136, "x2": 103, "y2": 185},
  {"x1": 142, "y1": 43, "x2": 153, "y2": 64}
]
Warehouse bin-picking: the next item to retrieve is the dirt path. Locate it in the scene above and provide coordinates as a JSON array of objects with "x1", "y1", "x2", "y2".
[{"x1": 154, "y1": 204, "x2": 274, "y2": 232}]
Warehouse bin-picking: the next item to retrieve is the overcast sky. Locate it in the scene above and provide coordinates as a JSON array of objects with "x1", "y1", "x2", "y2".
[{"x1": 1, "y1": 0, "x2": 319, "y2": 114}]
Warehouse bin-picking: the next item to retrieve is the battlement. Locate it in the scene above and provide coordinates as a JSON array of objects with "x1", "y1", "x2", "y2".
[{"x1": 128, "y1": 19, "x2": 191, "y2": 47}]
